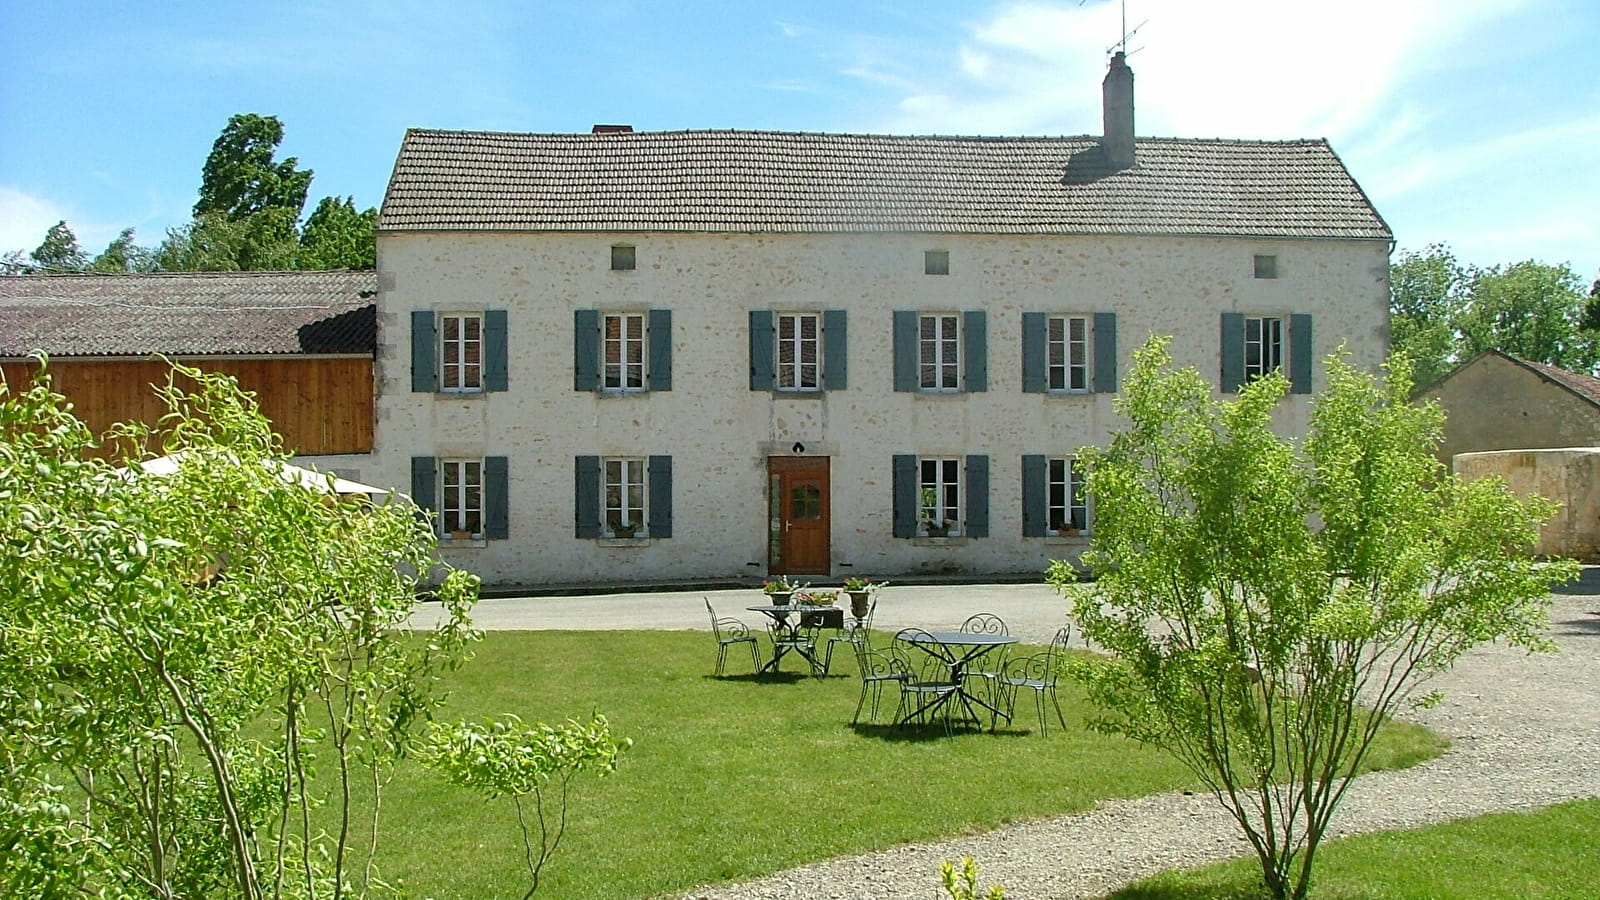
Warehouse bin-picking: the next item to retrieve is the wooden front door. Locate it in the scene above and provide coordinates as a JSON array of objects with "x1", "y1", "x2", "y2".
[{"x1": 768, "y1": 456, "x2": 830, "y2": 575}]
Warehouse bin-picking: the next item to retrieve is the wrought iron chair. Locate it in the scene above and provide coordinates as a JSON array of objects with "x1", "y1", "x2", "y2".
[
  {"x1": 824, "y1": 596, "x2": 877, "y2": 674},
  {"x1": 958, "y1": 612, "x2": 1011, "y2": 706},
  {"x1": 849, "y1": 636, "x2": 907, "y2": 724},
  {"x1": 890, "y1": 627, "x2": 962, "y2": 735},
  {"x1": 998, "y1": 626, "x2": 1071, "y2": 735},
  {"x1": 704, "y1": 597, "x2": 761, "y2": 676}
]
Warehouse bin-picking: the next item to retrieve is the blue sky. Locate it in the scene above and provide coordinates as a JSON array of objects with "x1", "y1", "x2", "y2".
[{"x1": 3, "y1": 0, "x2": 1596, "y2": 280}]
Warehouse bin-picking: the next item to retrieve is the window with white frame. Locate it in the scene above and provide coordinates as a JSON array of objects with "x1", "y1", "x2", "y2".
[
  {"x1": 918, "y1": 457, "x2": 961, "y2": 536},
  {"x1": 1245, "y1": 316, "x2": 1284, "y2": 382},
  {"x1": 1047, "y1": 315, "x2": 1090, "y2": 392},
  {"x1": 1047, "y1": 457, "x2": 1088, "y2": 534},
  {"x1": 603, "y1": 313, "x2": 646, "y2": 391},
  {"x1": 776, "y1": 312, "x2": 820, "y2": 391},
  {"x1": 440, "y1": 459, "x2": 483, "y2": 538},
  {"x1": 918, "y1": 314, "x2": 960, "y2": 391},
  {"x1": 439, "y1": 314, "x2": 483, "y2": 391},
  {"x1": 604, "y1": 458, "x2": 646, "y2": 537}
]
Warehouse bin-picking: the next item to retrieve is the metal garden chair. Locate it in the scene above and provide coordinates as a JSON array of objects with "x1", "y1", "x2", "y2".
[
  {"x1": 849, "y1": 636, "x2": 907, "y2": 724},
  {"x1": 824, "y1": 596, "x2": 877, "y2": 674},
  {"x1": 890, "y1": 627, "x2": 962, "y2": 735},
  {"x1": 958, "y1": 612, "x2": 1010, "y2": 706},
  {"x1": 998, "y1": 626, "x2": 1071, "y2": 735},
  {"x1": 704, "y1": 597, "x2": 761, "y2": 676}
]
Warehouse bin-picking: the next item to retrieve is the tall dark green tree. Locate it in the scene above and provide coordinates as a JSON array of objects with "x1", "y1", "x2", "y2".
[
  {"x1": 30, "y1": 220, "x2": 88, "y2": 273},
  {"x1": 297, "y1": 196, "x2": 378, "y2": 269},
  {"x1": 194, "y1": 113, "x2": 313, "y2": 221}
]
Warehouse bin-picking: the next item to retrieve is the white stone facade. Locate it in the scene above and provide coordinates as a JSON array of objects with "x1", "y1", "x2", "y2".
[{"x1": 370, "y1": 229, "x2": 1389, "y2": 587}]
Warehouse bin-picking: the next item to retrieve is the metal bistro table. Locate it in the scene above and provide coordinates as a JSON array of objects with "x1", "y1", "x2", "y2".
[
  {"x1": 898, "y1": 631, "x2": 1019, "y2": 729},
  {"x1": 746, "y1": 605, "x2": 840, "y2": 675}
]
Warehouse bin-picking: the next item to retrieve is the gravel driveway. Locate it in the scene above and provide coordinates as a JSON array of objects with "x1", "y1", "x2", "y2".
[{"x1": 414, "y1": 573, "x2": 1600, "y2": 899}]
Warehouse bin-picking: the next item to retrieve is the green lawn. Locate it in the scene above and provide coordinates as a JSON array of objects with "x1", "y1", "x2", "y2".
[
  {"x1": 1105, "y1": 798, "x2": 1600, "y2": 899},
  {"x1": 365, "y1": 630, "x2": 1444, "y2": 900}
]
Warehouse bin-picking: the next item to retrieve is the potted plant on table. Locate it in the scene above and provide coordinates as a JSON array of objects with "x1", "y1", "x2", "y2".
[
  {"x1": 841, "y1": 577, "x2": 886, "y2": 619},
  {"x1": 763, "y1": 575, "x2": 806, "y2": 606}
]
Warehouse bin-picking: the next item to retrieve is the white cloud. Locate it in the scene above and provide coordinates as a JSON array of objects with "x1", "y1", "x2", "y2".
[{"x1": 0, "y1": 187, "x2": 143, "y2": 258}]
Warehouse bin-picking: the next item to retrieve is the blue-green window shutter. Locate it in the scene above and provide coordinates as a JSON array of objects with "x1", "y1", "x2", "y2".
[
  {"x1": 648, "y1": 455, "x2": 673, "y2": 538},
  {"x1": 965, "y1": 454, "x2": 989, "y2": 538},
  {"x1": 573, "y1": 309, "x2": 599, "y2": 391},
  {"x1": 1220, "y1": 312, "x2": 1245, "y2": 393},
  {"x1": 892, "y1": 311, "x2": 918, "y2": 392},
  {"x1": 647, "y1": 308, "x2": 673, "y2": 391},
  {"x1": 892, "y1": 454, "x2": 917, "y2": 538},
  {"x1": 1289, "y1": 313, "x2": 1314, "y2": 394},
  {"x1": 574, "y1": 455, "x2": 600, "y2": 538},
  {"x1": 411, "y1": 456, "x2": 437, "y2": 532},
  {"x1": 1093, "y1": 312, "x2": 1118, "y2": 394},
  {"x1": 411, "y1": 311, "x2": 437, "y2": 392},
  {"x1": 963, "y1": 310, "x2": 987, "y2": 392},
  {"x1": 483, "y1": 309, "x2": 508, "y2": 392},
  {"x1": 1021, "y1": 312, "x2": 1047, "y2": 393},
  {"x1": 484, "y1": 456, "x2": 509, "y2": 539},
  {"x1": 749, "y1": 310, "x2": 775, "y2": 390},
  {"x1": 823, "y1": 309, "x2": 848, "y2": 390},
  {"x1": 1021, "y1": 454, "x2": 1047, "y2": 537}
]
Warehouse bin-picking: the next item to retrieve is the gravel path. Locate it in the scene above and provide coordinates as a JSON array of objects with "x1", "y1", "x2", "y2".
[{"x1": 669, "y1": 582, "x2": 1600, "y2": 900}]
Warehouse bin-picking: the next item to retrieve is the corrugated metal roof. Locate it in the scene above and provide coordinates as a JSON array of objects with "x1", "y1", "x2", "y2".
[
  {"x1": 0, "y1": 270, "x2": 377, "y2": 357},
  {"x1": 379, "y1": 128, "x2": 1392, "y2": 240}
]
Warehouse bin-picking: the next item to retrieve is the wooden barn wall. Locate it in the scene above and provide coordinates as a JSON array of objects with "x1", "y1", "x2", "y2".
[{"x1": 1, "y1": 358, "x2": 373, "y2": 456}]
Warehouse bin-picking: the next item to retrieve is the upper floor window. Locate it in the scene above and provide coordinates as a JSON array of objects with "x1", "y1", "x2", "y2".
[
  {"x1": 612, "y1": 244, "x2": 636, "y2": 271},
  {"x1": 776, "y1": 312, "x2": 820, "y2": 391},
  {"x1": 1048, "y1": 315, "x2": 1089, "y2": 392},
  {"x1": 574, "y1": 308, "x2": 672, "y2": 393},
  {"x1": 1244, "y1": 315, "x2": 1283, "y2": 383},
  {"x1": 894, "y1": 310, "x2": 986, "y2": 393},
  {"x1": 1221, "y1": 312, "x2": 1312, "y2": 395},
  {"x1": 919, "y1": 314, "x2": 961, "y2": 391},
  {"x1": 604, "y1": 312, "x2": 646, "y2": 391},
  {"x1": 1023, "y1": 311, "x2": 1117, "y2": 395},
  {"x1": 439, "y1": 314, "x2": 482, "y2": 392},
  {"x1": 410, "y1": 309, "x2": 507, "y2": 394}
]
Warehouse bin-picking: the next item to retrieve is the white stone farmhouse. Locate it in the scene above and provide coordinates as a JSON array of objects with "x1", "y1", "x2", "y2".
[{"x1": 371, "y1": 54, "x2": 1392, "y2": 588}]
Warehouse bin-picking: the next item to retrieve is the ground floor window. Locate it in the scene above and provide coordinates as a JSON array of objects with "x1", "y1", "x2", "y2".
[
  {"x1": 604, "y1": 457, "x2": 646, "y2": 537},
  {"x1": 441, "y1": 459, "x2": 482, "y2": 538},
  {"x1": 918, "y1": 457, "x2": 961, "y2": 537},
  {"x1": 1047, "y1": 457, "x2": 1087, "y2": 534}
]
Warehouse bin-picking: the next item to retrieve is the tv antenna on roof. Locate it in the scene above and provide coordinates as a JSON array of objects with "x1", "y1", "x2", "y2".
[{"x1": 1084, "y1": 0, "x2": 1148, "y2": 57}]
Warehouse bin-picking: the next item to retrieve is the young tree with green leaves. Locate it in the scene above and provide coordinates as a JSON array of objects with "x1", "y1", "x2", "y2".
[
  {"x1": 29, "y1": 219, "x2": 89, "y2": 273},
  {"x1": 299, "y1": 196, "x2": 378, "y2": 270},
  {"x1": 1051, "y1": 337, "x2": 1576, "y2": 900},
  {"x1": 1, "y1": 359, "x2": 479, "y2": 898}
]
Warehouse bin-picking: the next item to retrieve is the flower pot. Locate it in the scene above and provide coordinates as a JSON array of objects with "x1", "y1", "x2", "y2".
[
  {"x1": 847, "y1": 590, "x2": 871, "y2": 619},
  {"x1": 448, "y1": 530, "x2": 472, "y2": 541},
  {"x1": 766, "y1": 591, "x2": 792, "y2": 606}
]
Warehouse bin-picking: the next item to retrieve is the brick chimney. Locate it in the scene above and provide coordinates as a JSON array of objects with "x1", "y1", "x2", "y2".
[{"x1": 1101, "y1": 51, "x2": 1135, "y2": 170}]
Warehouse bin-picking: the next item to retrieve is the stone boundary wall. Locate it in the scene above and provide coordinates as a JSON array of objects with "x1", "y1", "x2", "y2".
[{"x1": 1454, "y1": 447, "x2": 1600, "y2": 561}]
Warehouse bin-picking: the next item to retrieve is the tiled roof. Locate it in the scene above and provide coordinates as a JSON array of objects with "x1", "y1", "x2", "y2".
[
  {"x1": 1523, "y1": 357, "x2": 1600, "y2": 409},
  {"x1": 379, "y1": 128, "x2": 1392, "y2": 240},
  {"x1": 0, "y1": 270, "x2": 377, "y2": 357}
]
